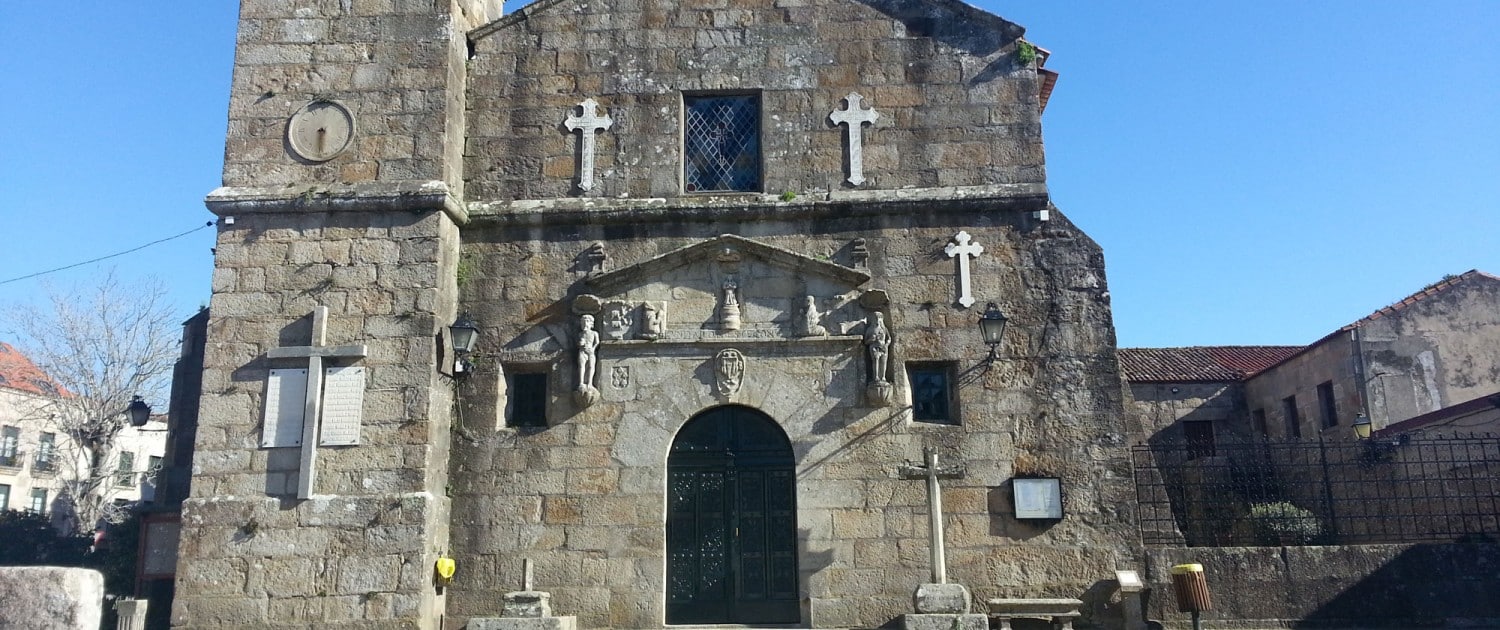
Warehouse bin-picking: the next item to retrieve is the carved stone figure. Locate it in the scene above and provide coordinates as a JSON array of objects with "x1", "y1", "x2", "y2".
[
  {"x1": 582, "y1": 241, "x2": 607, "y2": 273},
  {"x1": 601, "y1": 300, "x2": 632, "y2": 340},
  {"x1": 637, "y1": 302, "x2": 664, "y2": 340},
  {"x1": 715, "y1": 348, "x2": 745, "y2": 397},
  {"x1": 864, "y1": 312, "x2": 891, "y2": 384},
  {"x1": 721, "y1": 279, "x2": 742, "y2": 331},
  {"x1": 799, "y1": 295, "x2": 829, "y2": 337},
  {"x1": 575, "y1": 314, "x2": 600, "y2": 407}
]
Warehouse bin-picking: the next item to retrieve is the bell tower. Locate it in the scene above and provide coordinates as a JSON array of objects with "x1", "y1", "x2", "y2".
[{"x1": 173, "y1": 1, "x2": 490, "y2": 627}]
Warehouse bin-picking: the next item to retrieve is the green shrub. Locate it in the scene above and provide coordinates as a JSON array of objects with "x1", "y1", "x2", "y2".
[
  {"x1": 1247, "y1": 501, "x2": 1321, "y2": 545},
  {"x1": 1016, "y1": 41, "x2": 1038, "y2": 66},
  {"x1": 0, "y1": 510, "x2": 91, "y2": 566}
]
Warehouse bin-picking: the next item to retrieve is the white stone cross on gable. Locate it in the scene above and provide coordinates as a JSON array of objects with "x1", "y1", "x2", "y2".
[
  {"x1": 829, "y1": 92, "x2": 880, "y2": 185},
  {"x1": 564, "y1": 98, "x2": 614, "y2": 192},
  {"x1": 260, "y1": 305, "x2": 367, "y2": 500},
  {"x1": 944, "y1": 230, "x2": 983, "y2": 308}
]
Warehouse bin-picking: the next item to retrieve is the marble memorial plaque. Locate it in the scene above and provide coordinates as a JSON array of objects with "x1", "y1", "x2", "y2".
[
  {"x1": 319, "y1": 365, "x2": 366, "y2": 446},
  {"x1": 262, "y1": 368, "x2": 308, "y2": 448}
]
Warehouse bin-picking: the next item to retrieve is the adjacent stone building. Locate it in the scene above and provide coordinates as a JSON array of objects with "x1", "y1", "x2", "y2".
[
  {"x1": 176, "y1": 0, "x2": 1136, "y2": 627},
  {"x1": 1247, "y1": 270, "x2": 1500, "y2": 440},
  {"x1": 1117, "y1": 346, "x2": 1301, "y2": 448},
  {"x1": 1121, "y1": 270, "x2": 1500, "y2": 449}
]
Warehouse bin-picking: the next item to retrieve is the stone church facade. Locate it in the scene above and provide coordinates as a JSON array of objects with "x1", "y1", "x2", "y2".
[{"x1": 177, "y1": 0, "x2": 1135, "y2": 627}]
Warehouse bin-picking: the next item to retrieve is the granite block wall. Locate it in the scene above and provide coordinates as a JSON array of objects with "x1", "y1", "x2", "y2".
[
  {"x1": 465, "y1": 0, "x2": 1040, "y2": 201},
  {"x1": 446, "y1": 200, "x2": 1136, "y2": 628}
]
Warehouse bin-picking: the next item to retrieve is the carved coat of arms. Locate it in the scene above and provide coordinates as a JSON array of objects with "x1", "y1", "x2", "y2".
[{"x1": 715, "y1": 348, "x2": 745, "y2": 397}]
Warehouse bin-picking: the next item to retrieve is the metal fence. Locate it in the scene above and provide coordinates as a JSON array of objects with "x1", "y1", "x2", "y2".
[{"x1": 1132, "y1": 433, "x2": 1500, "y2": 546}]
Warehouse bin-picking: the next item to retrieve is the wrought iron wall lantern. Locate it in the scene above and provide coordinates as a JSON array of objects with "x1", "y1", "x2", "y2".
[
  {"x1": 1350, "y1": 412, "x2": 1410, "y2": 464},
  {"x1": 1351, "y1": 412, "x2": 1372, "y2": 439},
  {"x1": 127, "y1": 395, "x2": 152, "y2": 427},
  {"x1": 978, "y1": 302, "x2": 1008, "y2": 363},
  {"x1": 449, "y1": 312, "x2": 480, "y2": 376}
]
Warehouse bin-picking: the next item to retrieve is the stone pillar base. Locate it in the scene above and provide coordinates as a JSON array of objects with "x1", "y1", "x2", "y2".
[
  {"x1": 468, "y1": 616, "x2": 577, "y2": 630},
  {"x1": 914, "y1": 582, "x2": 973, "y2": 614},
  {"x1": 901, "y1": 613, "x2": 988, "y2": 630},
  {"x1": 500, "y1": 590, "x2": 552, "y2": 618},
  {"x1": 114, "y1": 598, "x2": 149, "y2": 630}
]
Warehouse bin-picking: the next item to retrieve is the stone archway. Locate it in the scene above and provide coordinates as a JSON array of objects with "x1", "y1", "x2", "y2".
[{"x1": 666, "y1": 405, "x2": 799, "y2": 625}]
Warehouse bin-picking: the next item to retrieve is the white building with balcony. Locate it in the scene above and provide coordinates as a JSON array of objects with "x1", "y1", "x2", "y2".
[{"x1": 0, "y1": 342, "x2": 166, "y2": 527}]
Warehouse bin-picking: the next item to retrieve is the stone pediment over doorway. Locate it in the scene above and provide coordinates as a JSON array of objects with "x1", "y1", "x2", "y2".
[{"x1": 576, "y1": 234, "x2": 874, "y2": 345}]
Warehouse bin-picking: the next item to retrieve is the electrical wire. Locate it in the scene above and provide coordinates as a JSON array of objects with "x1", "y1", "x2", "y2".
[{"x1": 0, "y1": 221, "x2": 215, "y2": 286}]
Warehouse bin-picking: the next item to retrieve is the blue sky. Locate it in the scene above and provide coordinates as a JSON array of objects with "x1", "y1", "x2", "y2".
[{"x1": 1, "y1": 2, "x2": 1496, "y2": 348}]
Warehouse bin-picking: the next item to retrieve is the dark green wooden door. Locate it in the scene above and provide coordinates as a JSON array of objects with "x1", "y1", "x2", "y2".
[{"x1": 667, "y1": 406, "x2": 799, "y2": 625}]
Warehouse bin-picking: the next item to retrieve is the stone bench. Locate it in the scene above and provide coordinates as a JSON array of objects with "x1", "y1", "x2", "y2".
[{"x1": 986, "y1": 598, "x2": 1084, "y2": 630}]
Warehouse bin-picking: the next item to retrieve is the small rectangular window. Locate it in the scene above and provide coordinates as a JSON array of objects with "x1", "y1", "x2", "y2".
[
  {"x1": 907, "y1": 362, "x2": 958, "y2": 424},
  {"x1": 116, "y1": 452, "x2": 136, "y2": 487},
  {"x1": 1183, "y1": 421, "x2": 1215, "y2": 459},
  {"x1": 684, "y1": 94, "x2": 761, "y2": 193},
  {"x1": 0, "y1": 484, "x2": 9, "y2": 510},
  {"x1": 35, "y1": 432, "x2": 56, "y2": 472},
  {"x1": 0, "y1": 426, "x2": 18, "y2": 467},
  {"x1": 1251, "y1": 408, "x2": 1268, "y2": 436},
  {"x1": 1317, "y1": 381, "x2": 1338, "y2": 428},
  {"x1": 1283, "y1": 395, "x2": 1301, "y2": 439},
  {"x1": 29, "y1": 488, "x2": 46, "y2": 514},
  {"x1": 506, "y1": 370, "x2": 549, "y2": 428}
]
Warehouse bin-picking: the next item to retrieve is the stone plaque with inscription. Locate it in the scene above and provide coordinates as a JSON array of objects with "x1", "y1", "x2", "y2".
[
  {"x1": 319, "y1": 366, "x2": 366, "y2": 446},
  {"x1": 262, "y1": 368, "x2": 309, "y2": 448}
]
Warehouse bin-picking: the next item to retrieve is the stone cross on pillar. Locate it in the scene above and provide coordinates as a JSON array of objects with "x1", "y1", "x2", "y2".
[
  {"x1": 564, "y1": 98, "x2": 613, "y2": 192},
  {"x1": 263, "y1": 306, "x2": 367, "y2": 499},
  {"x1": 898, "y1": 447, "x2": 966, "y2": 584},
  {"x1": 829, "y1": 92, "x2": 880, "y2": 185},
  {"x1": 944, "y1": 230, "x2": 984, "y2": 308}
]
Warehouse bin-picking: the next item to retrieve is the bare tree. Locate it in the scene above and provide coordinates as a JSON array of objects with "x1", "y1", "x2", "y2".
[{"x1": 3, "y1": 272, "x2": 180, "y2": 532}]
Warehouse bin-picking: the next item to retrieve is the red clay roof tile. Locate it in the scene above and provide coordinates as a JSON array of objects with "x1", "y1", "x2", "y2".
[
  {"x1": 1118, "y1": 346, "x2": 1304, "y2": 383},
  {"x1": 0, "y1": 342, "x2": 67, "y2": 397}
]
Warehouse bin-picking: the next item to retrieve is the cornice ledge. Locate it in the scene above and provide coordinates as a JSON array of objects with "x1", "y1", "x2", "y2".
[
  {"x1": 466, "y1": 183, "x2": 1048, "y2": 226},
  {"x1": 205, "y1": 180, "x2": 468, "y2": 225}
]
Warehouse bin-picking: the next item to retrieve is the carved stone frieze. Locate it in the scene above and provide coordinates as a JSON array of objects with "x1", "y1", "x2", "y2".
[{"x1": 569, "y1": 234, "x2": 873, "y2": 344}]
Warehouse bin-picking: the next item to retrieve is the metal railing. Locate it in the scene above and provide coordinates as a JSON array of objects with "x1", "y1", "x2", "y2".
[
  {"x1": 1132, "y1": 433, "x2": 1500, "y2": 546},
  {"x1": 32, "y1": 454, "x2": 56, "y2": 474},
  {"x1": 0, "y1": 451, "x2": 22, "y2": 468}
]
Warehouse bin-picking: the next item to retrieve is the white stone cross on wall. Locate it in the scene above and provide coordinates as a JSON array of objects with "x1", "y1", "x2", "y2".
[
  {"x1": 944, "y1": 230, "x2": 984, "y2": 308},
  {"x1": 260, "y1": 306, "x2": 367, "y2": 500},
  {"x1": 564, "y1": 98, "x2": 613, "y2": 192},
  {"x1": 898, "y1": 447, "x2": 966, "y2": 584},
  {"x1": 829, "y1": 92, "x2": 880, "y2": 185}
]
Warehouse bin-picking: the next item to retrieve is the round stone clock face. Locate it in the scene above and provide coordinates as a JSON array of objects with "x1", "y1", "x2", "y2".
[{"x1": 286, "y1": 100, "x2": 355, "y2": 162}]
